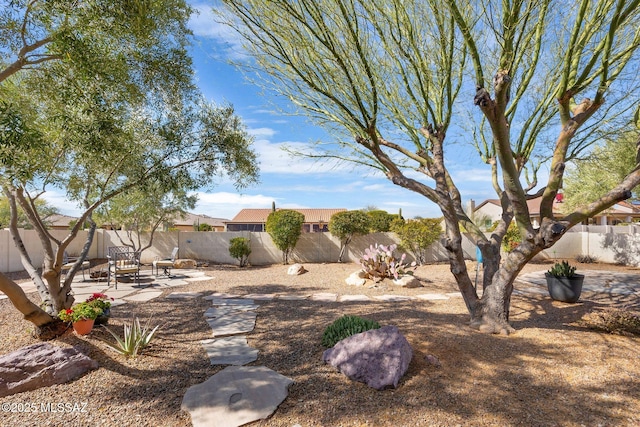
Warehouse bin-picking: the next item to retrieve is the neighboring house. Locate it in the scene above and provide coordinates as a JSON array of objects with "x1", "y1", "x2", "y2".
[
  {"x1": 46, "y1": 214, "x2": 78, "y2": 230},
  {"x1": 169, "y1": 213, "x2": 228, "y2": 231},
  {"x1": 472, "y1": 196, "x2": 640, "y2": 228},
  {"x1": 225, "y1": 208, "x2": 347, "y2": 232}
]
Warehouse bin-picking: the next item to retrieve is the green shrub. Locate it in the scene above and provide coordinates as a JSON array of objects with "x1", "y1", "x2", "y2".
[
  {"x1": 229, "y1": 237, "x2": 251, "y2": 267},
  {"x1": 266, "y1": 209, "x2": 305, "y2": 264},
  {"x1": 576, "y1": 254, "x2": 598, "y2": 263},
  {"x1": 502, "y1": 221, "x2": 521, "y2": 252},
  {"x1": 322, "y1": 315, "x2": 381, "y2": 348}
]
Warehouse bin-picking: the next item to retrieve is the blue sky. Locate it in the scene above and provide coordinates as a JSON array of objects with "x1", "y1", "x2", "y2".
[{"x1": 50, "y1": 2, "x2": 498, "y2": 221}]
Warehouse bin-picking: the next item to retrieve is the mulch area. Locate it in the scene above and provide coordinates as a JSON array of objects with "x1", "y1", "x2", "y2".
[{"x1": 1, "y1": 261, "x2": 639, "y2": 426}]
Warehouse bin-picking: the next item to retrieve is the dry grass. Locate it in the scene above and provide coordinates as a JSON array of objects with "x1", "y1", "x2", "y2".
[{"x1": 1, "y1": 260, "x2": 639, "y2": 427}]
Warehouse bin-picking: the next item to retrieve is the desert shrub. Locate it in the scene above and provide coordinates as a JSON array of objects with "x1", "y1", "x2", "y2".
[
  {"x1": 576, "y1": 254, "x2": 599, "y2": 263},
  {"x1": 359, "y1": 243, "x2": 416, "y2": 282},
  {"x1": 580, "y1": 308, "x2": 640, "y2": 336},
  {"x1": 322, "y1": 315, "x2": 381, "y2": 347},
  {"x1": 391, "y1": 217, "x2": 442, "y2": 265},
  {"x1": 502, "y1": 221, "x2": 521, "y2": 252},
  {"x1": 229, "y1": 237, "x2": 251, "y2": 267},
  {"x1": 329, "y1": 210, "x2": 371, "y2": 262},
  {"x1": 266, "y1": 209, "x2": 305, "y2": 264}
]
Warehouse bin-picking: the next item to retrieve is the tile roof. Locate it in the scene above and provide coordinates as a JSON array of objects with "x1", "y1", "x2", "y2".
[
  {"x1": 172, "y1": 213, "x2": 228, "y2": 227},
  {"x1": 227, "y1": 208, "x2": 346, "y2": 224}
]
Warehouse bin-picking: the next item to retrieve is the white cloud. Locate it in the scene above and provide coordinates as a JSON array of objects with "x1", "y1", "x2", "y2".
[
  {"x1": 247, "y1": 127, "x2": 277, "y2": 138},
  {"x1": 188, "y1": 4, "x2": 249, "y2": 60},
  {"x1": 41, "y1": 190, "x2": 84, "y2": 217},
  {"x1": 193, "y1": 192, "x2": 277, "y2": 219}
]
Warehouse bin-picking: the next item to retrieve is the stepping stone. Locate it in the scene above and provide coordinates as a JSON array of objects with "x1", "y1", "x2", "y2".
[
  {"x1": 207, "y1": 311, "x2": 257, "y2": 337},
  {"x1": 181, "y1": 365, "x2": 293, "y2": 427},
  {"x1": 124, "y1": 290, "x2": 163, "y2": 302},
  {"x1": 374, "y1": 295, "x2": 414, "y2": 301},
  {"x1": 208, "y1": 298, "x2": 255, "y2": 306},
  {"x1": 278, "y1": 295, "x2": 309, "y2": 301},
  {"x1": 310, "y1": 293, "x2": 338, "y2": 302},
  {"x1": 166, "y1": 291, "x2": 203, "y2": 299},
  {"x1": 200, "y1": 336, "x2": 259, "y2": 366},
  {"x1": 204, "y1": 306, "x2": 258, "y2": 318},
  {"x1": 339, "y1": 294, "x2": 371, "y2": 302},
  {"x1": 243, "y1": 293, "x2": 276, "y2": 300},
  {"x1": 415, "y1": 293, "x2": 450, "y2": 301},
  {"x1": 184, "y1": 276, "x2": 212, "y2": 282},
  {"x1": 205, "y1": 293, "x2": 241, "y2": 299}
]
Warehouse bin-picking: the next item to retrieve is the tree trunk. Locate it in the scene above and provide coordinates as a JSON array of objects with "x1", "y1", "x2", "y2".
[{"x1": 0, "y1": 272, "x2": 53, "y2": 326}]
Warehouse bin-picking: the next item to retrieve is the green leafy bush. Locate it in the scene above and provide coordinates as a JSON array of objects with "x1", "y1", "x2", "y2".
[
  {"x1": 229, "y1": 237, "x2": 251, "y2": 267},
  {"x1": 329, "y1": 210, "x2": 371, "y2": 262},
  {"x1": 322, "y1": 315, "x2": 381, "y2": 348},
  {"x1": 266, "y1": 209, "x2": 305, "y2": 264},
  {"x1": 101, "y1": 317, "x2": 160, "y2": 357},
  {"x1": 391, "y1": 217, "x2": 442, "y2": 265},
  {"x1": 502, "y1": 221, "x2": 521, "y2": 252}
]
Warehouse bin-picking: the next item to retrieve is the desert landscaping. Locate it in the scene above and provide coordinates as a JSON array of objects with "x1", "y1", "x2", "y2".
[{"x1": 1, "y1": 260, "x2": 639, "y2": 426}]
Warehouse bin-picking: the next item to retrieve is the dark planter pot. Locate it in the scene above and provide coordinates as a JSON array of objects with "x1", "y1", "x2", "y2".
[
  {"x1": 545, "y1": 273, "x2": 584, "y2": 303},
  {"x1": 94, "y1": 308, "x2": 111, "y2": 325}
]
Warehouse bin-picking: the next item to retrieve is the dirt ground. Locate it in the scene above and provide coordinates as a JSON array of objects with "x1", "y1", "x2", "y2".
[{"x1": 1, "y1": 260, "x2": 639, "y2": 426}]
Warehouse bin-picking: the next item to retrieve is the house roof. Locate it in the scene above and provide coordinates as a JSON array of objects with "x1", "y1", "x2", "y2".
[
  {"x1": 227, "y1": 208, "x2": 346, "y2": 224},
  {"x1": 475, "y1": 196, "x2": 640, "y2": 217},
  {"x1": 46, "y1": 214, "x2": 77, "y2": 228},
  {"x1": 172, "y1": 213, "x2": 228, "y2": 227}
]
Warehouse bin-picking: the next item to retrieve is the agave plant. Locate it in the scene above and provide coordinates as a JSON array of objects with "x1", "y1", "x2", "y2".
[{"x1": 101, "y1": 317, "x2": 160, "y2": 358}]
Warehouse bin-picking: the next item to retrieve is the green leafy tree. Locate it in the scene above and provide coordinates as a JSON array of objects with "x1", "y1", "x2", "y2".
[
  {"x1": 0, "y1": 196, "x2": 58, "y2": 229},
  {"x1": 328, "y1": 210, "x2": 370, "y2": 262},
  {"x1": 220, "y1": 0, "x2": 640, "y2": 333},
  {"x1": 366, "y1": 209, "x2": 395, "y2": 232},
  {"x1": 392, "y1": 218, "x2": 442, "y2": 265},
  {"x1": 94, "y1": 186, "x2": 197, "y2": 259},
  {"x1": 563, "y1": 132, "x2": 640, "y2": 213},
  {"x1": 198, "y1": 223, "x2": 213, "y2": 231},
  {"x1": 228, "y1": 237, "x2": 251, "y2": 267},
  {"x1": 265, "y1": 210, "x2": 304, "y2": 264},
  {"x1": 0, "y1": 1, "x2": 259, "y2": 332}
]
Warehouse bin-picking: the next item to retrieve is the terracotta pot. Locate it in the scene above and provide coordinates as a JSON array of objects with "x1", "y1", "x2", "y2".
[{"x1": 72, "y1": 318, "x2": 95, "y2": 335}]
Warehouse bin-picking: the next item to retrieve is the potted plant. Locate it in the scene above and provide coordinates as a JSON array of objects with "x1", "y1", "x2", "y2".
[
  {"x1": 86, "y1": 293, "x2": 114, "y2": 325},
  {"x1": 545, "y1": 260, "x2": 584, "y2": 303},
  {"x1": 58, "y1": 302, "x2": 104, "y2": 335}
]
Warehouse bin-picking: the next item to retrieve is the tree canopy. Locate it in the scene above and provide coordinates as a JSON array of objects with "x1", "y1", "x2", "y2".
[
  {"x1": 219, "y1": 0, "x2": 640, "y2": 333},
  {"x1": 266, "y1": 209, "x2": 305, "y2": 264},
  {"x1": 329, "y1": 210, "x2": 371, "y2": 262}
]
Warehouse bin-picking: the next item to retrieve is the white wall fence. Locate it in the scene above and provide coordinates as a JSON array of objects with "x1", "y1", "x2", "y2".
[{"x1": 1, "y1": 224, "x2": 639, "y2": 273}]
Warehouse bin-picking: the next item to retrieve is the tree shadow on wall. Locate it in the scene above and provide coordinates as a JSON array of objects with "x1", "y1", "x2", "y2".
[{"x1": 600, "y1": 232, "x2": 640, "y2": 265}]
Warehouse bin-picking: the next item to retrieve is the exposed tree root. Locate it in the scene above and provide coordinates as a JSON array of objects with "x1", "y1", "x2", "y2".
[
  {"x1": 32, "y1": 320, "x2": 69, "y2": 340},
  {"x1": 469, "y1": 318, "x2": 516, "y2": 335}
]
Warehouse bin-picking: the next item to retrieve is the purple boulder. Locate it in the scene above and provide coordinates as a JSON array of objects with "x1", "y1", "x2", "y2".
[{"x1": 322, "y1": 325, "x2": 412, "y2": 390}]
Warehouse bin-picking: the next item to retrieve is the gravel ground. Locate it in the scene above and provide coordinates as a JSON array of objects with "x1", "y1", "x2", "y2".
[{"x1": 1, "y1": 260, "x2": 639, "y2": 427}]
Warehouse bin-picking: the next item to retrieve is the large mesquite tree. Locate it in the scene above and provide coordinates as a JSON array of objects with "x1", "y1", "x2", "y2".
[
  {"x1": 0, "y1": 0, "x2": 258, "y2": 331},
  {"x1": 220, "y1": 0, "x2": 640, "y2": 333}
]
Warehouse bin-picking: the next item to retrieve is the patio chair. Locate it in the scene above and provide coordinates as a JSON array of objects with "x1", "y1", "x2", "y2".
[
  {"x1": 152, "y1": 246, "x2": 179, "y2": 277},
  {"x1": 61, "y1": 251, "x2": 91, "y2": 280},
  {"x1": 107, "y1": 246, "x2": 140, "y2": 289}
]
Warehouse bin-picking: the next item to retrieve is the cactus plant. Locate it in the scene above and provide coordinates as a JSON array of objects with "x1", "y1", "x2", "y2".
[{"x1": 359, "y1": 243, "x2": 416, "y2": 282}]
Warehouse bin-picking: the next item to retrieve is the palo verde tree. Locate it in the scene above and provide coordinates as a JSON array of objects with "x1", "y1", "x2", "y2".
[
  {"x1": 220, "y1": 0, "x2": 640, "y2": 333},
  {"x1": 328, "y1": 210, "x2": 370, "y2": 262},
  {"x1": 0, "y1": 0, "x2": 258, "y2": 332},
  {"x1": 265, "y1": 209, "x2": 305, "y2": 264}
]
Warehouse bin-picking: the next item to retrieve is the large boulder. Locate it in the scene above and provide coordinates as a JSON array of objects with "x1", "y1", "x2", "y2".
[
  {"x1": 0, "y1": 342, "x2": 98, "y2": 397},
  {"x1": 345, "y1": 271, "x2": 366, "y2": 286},
  {"x1": 322, "y1": 325, "x2": 412, "y2": 390},
  {"x1": 392, "y1": 274, "x2": 422, "y2": 288},
  {"x1": 174, "y1": 259, "x2": 197, "y2": 269}
]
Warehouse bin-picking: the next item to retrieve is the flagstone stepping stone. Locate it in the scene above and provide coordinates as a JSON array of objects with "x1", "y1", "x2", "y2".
[
  {"x1": 278, "y1": 294, "x2": 309, "y2": 300},
  {"x1": 243, "y1": 293, "x2": 276, "y2": 300},
  {"x1": 184, "y1": 276, "x2": 212, "y2": 282},
  {"x1": 200, "y1": 336, "x2": 259, "y2": 365},
  {"x1": 205, "y1": 293, "x2": 241, "y2": 299},
  {"x1": 207, "y1": 311, "x2": 257, "y2": 337},
  {"x1": 339, "y1": 294, "x2": 371, "y2": 302},
  {"x1": 124, "y1": 290, "x2": 163, "y2": 302},
  {"x1": 415, "y1": 293, "x2": 450, "y2": 301},
  {"x1": 166, "y1": 291, "x2": 203, "y2": 299},
  {"x1": 181, "y1": 365, "x2": 293, "y2": 427},
  {"x1": 204, "y1": 306, "x2": 258, "y2": 318},
  {"x1": 208, "y1": 298, "x2": 255, "y2": 306},
  {"x1": 310, "y1": 293, "x2": 338, "y2": 302},
  {"x1": 374, "y1": 295, "x2": 414, "y2": 302}
]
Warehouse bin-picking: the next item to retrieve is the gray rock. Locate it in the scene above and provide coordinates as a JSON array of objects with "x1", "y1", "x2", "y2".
[
  {"x1": 181, "y1": 365, "x2": 293, "y2": 427},
  {"x1": 392, "y1": 274, "x2": 422, "y2": 288},
  {"x1": 345, "y1": 271, "x2": 366, "y2": 286},
  {"x1": 0, "y1": 342, "x2": 98, "y2": 397},
  {"x1": 322, "y1": 325, "x2": 412, "y2": 390},
  {"x1": 287, "y1": 263, "x2": 306, "y2": 275}
]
